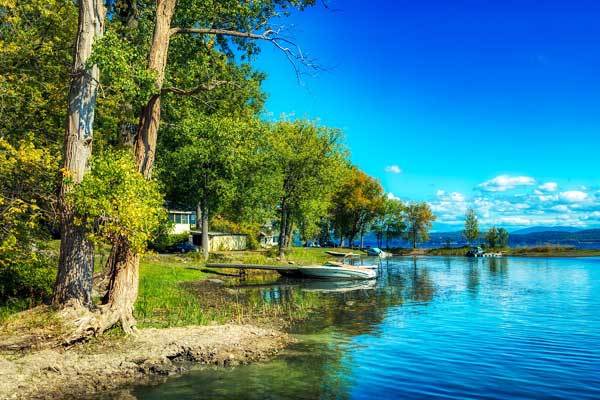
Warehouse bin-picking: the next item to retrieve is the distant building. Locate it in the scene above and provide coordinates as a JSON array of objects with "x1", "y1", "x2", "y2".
[
  {"x1": 168, "y1": 210, "x2": 196, "y2": 235},
  {"x1": 190, "y1": 231, "x2": 248, "y2": 251}
]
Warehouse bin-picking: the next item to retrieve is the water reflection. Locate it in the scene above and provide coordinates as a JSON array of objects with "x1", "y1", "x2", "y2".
[{"x1": 130, "y1": 256, "x2": 600, "y2": 400}]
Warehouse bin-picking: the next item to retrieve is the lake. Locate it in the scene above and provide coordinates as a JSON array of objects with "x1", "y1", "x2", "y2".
[{"x1": 131, "y1": 256, "x2": 600, "y2": 399}]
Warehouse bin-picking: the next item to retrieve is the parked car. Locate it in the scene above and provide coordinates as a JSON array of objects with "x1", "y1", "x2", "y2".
[
  {"x1": 168, "y1": 241, "x2": 199, "y2": 253},
  {"x1": 304, "y1": 241, "x2": 321, "y2": 248}
]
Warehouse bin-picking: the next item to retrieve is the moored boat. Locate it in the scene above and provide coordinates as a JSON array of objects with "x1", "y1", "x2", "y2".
[{"x1": 297, "y1": 264, "x2": 377, "y2": 280}]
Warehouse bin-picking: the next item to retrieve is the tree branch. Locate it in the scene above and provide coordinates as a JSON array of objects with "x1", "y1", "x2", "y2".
[
  {"x1": 170, "y1": 27, "x2": 318, "y2": 81},
  {"x1": 170, "y1": 27, "x2": 268, "y2": 40},
  {"x1": 160, "y1": 80, "x2": 231, "y2": 96}
]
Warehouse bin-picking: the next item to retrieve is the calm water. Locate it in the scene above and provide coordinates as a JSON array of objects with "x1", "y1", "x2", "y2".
[{"x1": 132, "y1": 257, "x2": 600, "y2": 399}]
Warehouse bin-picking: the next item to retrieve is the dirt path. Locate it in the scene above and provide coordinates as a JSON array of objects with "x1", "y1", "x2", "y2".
[{"x1": 0, "y1": 324, "x2": 290, "y2": 399}]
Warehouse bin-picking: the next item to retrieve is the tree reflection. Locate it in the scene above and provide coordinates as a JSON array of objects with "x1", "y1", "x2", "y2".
[{"x1": 466, "y1": 258, "x2": 481, "y2": 295}]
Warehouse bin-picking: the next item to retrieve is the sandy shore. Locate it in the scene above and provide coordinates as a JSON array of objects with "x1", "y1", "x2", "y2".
[{"x1": 0, "y1": 324, "x2": 290, "y2": 399}]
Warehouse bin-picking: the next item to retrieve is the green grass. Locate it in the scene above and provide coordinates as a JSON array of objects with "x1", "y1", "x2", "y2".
[
  {"x1": 134, "y1": 249, "x2": 344, "y2": 329},
  {"x1": 134, "y1": 254, "x2": 214, "y2": 328},
  {"x1": 210, "y1": 247, "x2": 358, "y2": 266}
]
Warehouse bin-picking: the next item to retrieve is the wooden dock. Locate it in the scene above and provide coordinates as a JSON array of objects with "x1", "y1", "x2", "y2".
[{"x1": 205, "y1": 263, "x2": 300, "y2": 274}]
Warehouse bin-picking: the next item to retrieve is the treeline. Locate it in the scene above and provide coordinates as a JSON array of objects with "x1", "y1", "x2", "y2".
[{"x1": 0, "y1": 1, "x2": 436, "y2": 334}]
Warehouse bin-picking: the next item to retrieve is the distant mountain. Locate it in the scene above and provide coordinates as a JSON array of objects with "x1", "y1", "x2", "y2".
[
  {"x1": 360, "y1": 228, "x2": 600, "y2": 249},
  {"x1": 510, "y1": 226, "x2": 582, "y2": 235},
  {"x1": 509, "y1": 229, "x2": 600, "y2": 244}
]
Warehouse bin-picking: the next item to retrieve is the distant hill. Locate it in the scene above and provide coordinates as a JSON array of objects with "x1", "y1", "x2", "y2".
[
  {"x1": 360, "y1": 228, "x2": 600, "y2": 249},
  {"x1": 509, "y1": 229, "x2": 600, "y2": 245},
  {"x1": 511, "y1": 226, "x2": 582, "y2": 235}
]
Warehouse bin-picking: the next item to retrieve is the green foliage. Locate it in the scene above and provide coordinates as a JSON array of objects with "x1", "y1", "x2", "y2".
[
  {"x1": 485, "y1": 226, "x2": 499, "y2": 248},
  {"x1": 403, "y1": 202, "x2": 436, "y2": 248},
  {"x1": 0, "y1": 256, "x2": 55, "y2": 303},
  {"x1": 0, "y1": 138, "x2": 59, "y2": 303},
  {"x1": 69, "y1": 150, "x2": 165, "y2": 252},
  {"x1": 159, "y1": 115, "x2": 264, "y2": 214},
  {"x1": 331, "y1": 168, "x2": 385, "y2": 245},
  {"x1": 497, "y1": 227, "x2": 509, "y2": 247},
  {"x1": 89, "y1": 29, "x2": 157, "y2": 144},
  {"x1": 149, "y1": 232, "x2": 190, "y2": 253},
  {"x1": 270, "y1": 120, "x2": 348, "y2": 243},
  {"x1": 0, "y1": 0, "x2": 77, "y2": 148},
  {"x1": 463, "y1": 208, "x2": 480, "y2": 244},
  {"x1": 372, "y1": 197, "x2": 406, "y2": 248}
]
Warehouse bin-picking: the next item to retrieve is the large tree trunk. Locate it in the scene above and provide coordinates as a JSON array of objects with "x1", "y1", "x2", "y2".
[
  {"x1": 53, "y1": 0, "x2": 106, "y2": 308},
  {"x1": 201, "y1": 200, "x2": 209, "y2": 261},
  {"x1": 285, "y1": 211, "x2": 293, "y2": 248},
  {"x1": 196, "y1": 201, "x2": 202, "y2": 230},
  {"x1": 97, "y1": 0, "x2": 177, "y2": 332},
  {"x1": 278, "y1": 203, "x2": 287, "y2": 258},
  {"x1": 99, "y1": 239, "x2": 140, "y2": 333},
  {"x1": 134, "y1": 0, "x2": 176, "y2": 177}
]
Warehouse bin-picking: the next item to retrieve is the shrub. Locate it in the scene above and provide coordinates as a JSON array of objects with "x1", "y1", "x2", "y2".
[
  {"x1": 149, "y1": 232, "x2": 190, "y2": 253},
  {"x1": 0, "y1": 138, "x2": 58, "y2": 305},
  {"x1": 0, "y1": 254, "x2": 55, "y2": 304},
  {"x1": 68, "y1": 150, "x2": 165, "y2": 252}
]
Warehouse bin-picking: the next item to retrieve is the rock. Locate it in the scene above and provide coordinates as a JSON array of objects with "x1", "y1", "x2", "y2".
[{"x1": 207, "y1": 279, "x2": 225, "y2": 285}]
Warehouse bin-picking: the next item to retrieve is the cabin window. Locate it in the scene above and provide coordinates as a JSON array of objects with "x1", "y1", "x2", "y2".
[{"x1": 169, "y1": 213, "x2": 193, "y2": 225}]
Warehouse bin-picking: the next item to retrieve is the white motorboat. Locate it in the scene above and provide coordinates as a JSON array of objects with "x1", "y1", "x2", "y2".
[{"x1": 298, "y1": 264, "x2": 377, "y2": 280}]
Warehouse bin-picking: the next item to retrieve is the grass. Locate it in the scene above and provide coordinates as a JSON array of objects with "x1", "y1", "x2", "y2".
[
  {"x1": 134, "y1": 249, "x2": 340, "y2": 329},
  {"x1": 209, "y1": 246, "x2": 355, "y2": 266}
]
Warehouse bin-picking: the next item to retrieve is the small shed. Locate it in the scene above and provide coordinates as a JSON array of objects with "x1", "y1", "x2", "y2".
[{"x1": 190, "y1": 231, "x2": 248, "y2": 251}]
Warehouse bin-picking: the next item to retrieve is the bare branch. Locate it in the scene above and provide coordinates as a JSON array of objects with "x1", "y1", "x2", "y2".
[
  {"x1": 160, "y1": 80, "x2": 231, "y2": 96},
  {"x1": 170, "y1": 27, "x2": 268, "y2": 40},
  {"x1": 170, "y1": 26, "x2": 318, "y2": 82}
]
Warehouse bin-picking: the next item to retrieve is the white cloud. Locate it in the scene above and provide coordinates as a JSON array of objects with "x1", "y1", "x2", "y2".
[
  {"x1": 427, "y1": 182, "x2": 600, "y2": 229},
  {"x1": 478, "y1": 175, "x2": 535, "y2": 192},
  {"x1": 559, "y1": 191, "x2": 589, "y2": 203},
  {"x1": 450, "y1": 192, "x2": 465, "y2": 202},
  {"x1": 538, "y1": 182, "x2": 558, "y2": 192},
  {"x1": 387, "y1": 192, "x2": 401, "y2": 201},
  {"x1": 384, "y1": 165, "x2": 402, "y2": 174}
]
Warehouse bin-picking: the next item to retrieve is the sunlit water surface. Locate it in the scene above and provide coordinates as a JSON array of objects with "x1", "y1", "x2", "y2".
[{"x1": 130, "y1": 257, "x2": 600, "y2": 399}]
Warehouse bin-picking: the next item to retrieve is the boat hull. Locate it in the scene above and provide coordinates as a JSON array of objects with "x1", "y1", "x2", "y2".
[{"x1": 297, "y1": 266, "x2": 377, "y2": 280}]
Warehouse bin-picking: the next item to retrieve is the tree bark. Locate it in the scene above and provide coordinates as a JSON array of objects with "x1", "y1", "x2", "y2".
[
  {"x1": 278, "y1": 201, "x2": 287, "y2": 258},
  {"x1": 201, "y1": 200, "x2": 209, "y2": 261},
  {"x1": 99, "y1": 239, "x2": 140, "y2": 333},
  {"x1": 53, "y1": 0, "x2": 106, "y2": 308},
  {"x1": 196, "y1": 201, "x2": 202, "y2": 230},
  {"x1": 134, "y1": 0, "x2": 177, "y2": 177},
  {"x1": 285, "y1": 211, "x2": 293, "y2": 249},
  {"x1": 97, "y1": 0, "x2": 177, "y2": 332}
]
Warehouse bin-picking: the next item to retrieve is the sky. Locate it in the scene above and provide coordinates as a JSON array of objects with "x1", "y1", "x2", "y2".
[{"x1": 253, "y1": 0, "x2": 600, "y2": 231}]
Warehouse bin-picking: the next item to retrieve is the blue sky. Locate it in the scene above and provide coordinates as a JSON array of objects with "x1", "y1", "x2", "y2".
[{"x1": 254, "y1": 0, "x2": 600, "y2": 230}]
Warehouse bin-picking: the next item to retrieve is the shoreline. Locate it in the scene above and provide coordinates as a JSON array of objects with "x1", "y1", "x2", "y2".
[{"x1": 0, "y1": 324, "x2": 291, "y2": 400}]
